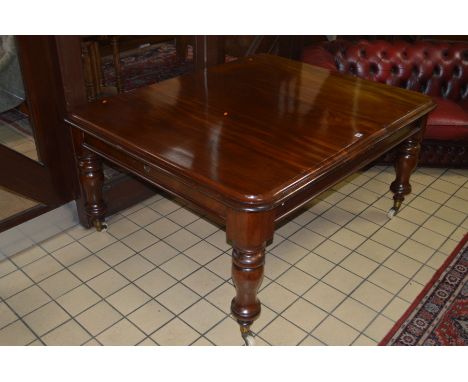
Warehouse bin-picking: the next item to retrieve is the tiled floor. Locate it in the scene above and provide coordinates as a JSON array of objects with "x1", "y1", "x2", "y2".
[
  {"x1": 0, "y1": 122, "x2": 39, "y2": 162},
  {"x1": 0, "y1": 165, "x2": 466, "y2": 345}
]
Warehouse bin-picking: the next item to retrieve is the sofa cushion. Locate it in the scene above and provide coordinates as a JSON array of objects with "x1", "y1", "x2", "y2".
[{"x1": 426, "y1": 98, "x2": 468, "y2": 141}]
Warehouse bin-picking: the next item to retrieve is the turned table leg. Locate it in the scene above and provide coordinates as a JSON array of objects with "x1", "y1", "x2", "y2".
[
  {"x1": 227, "y1": 211, "x2": 274, "y2": 345},
  {"x1": 388, "y1": 123, "x2": 425, "y2": 218},
  {"x1": 78, "y1": 149, "x2": 107, "y2": 231}
]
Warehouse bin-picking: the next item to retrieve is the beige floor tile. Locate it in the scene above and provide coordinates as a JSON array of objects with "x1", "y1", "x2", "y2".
[
  {"x1": 0, "y1": 302, "x2": 17, "y2": 329},
  {"x1": 446, "y1": 195, "x2": 468, "y2": 214},
  {"x1": 423, "y1": 216, "x2": 458, "y2": 237},
  {"x1": 276, "y1": 267, "x2": 317, "y2": 295},
  {"x1": 295, "y1": 252, "x2": 334, "y2": 279},
  {"x1": 23, "y1": 301, "x2": 70, "y2": 336},
  {"x1": 330, "y1": 228, "x2": 366, "y2": 251},
  {"x1": 106, "y1": 284, "x2": 150, "y2": 315},
  {"x1": 205, "y1": 230, "x2": 231, "y2": 252},
  {"x1": 96, "y1": 318, "x2": 146, "y2": 345},
  {"x1": 438, "y1": 239, "x2": 459, "y2": 256},
  {"x1": 179, "y1": 300, "x2": 226, "y2": 334},
  {"x1": 185, "y1": 218, "x2": 219, "y2": 239},
  {"x1": 56, "y1": 284, "x2": 101, "y2": 316},
  {"x1": 358, "y1": 206, "x2": 389, "y2": 226},
  {"x1": 317, "y1": 189, "x2": 346, "y2": 205},
  {"x1": 262, "y1": 255, "x2": 288, "y2": 280},
  {"x1": 10, "y1": 246, "x2": 47, "y2": 268},
  {"x1": 42, "y1": 320, "x2": 91, "y2": 345},
  {"x1": 313, "y1": 240, "x2": 351, "y2": 264},
  {"x1": 322, "y1": 267, "x2": 363, "y2": 294},
  {"x1": 137, "y1": 338, "x2": 158, "y2": 346},
  {"x1": 38, "y1": 269, "x2": 81, "y2": 299},
  {"x1": 452, "y1": 226, "x2": 466, "y2": 242},
  {"x1": 351, "y1": 281, "x2": 394, "y2": 311},
  {"x1": 205, "y1": 253, "x2": 232, "y2": 280},
  {"x1": 384, "y1": 252, "x2": 422, "y2": 278},
  {"x1": 288, "y1": 228, "x2": 326, "y2": 251},
  {"x1": 398, "y1": 239, "x2": 435, "y2": 263},
  {"x1": 302, "y1": 282, "x2": 346, "y2": 313},
  {"x1": 382, "y1": 297, "x2": 410, "y2": 321},
  {"x1": 412, "y1": 227, "x2": 446, "y2": 250},
  {"x1": 95, "y1": 241, "x2": 135, "y2": 267},
  {"x1": 352, "y1": 334, "x2": 377, "y2": 346},
  {"x1": 151, "y1": 317, "x2": 200, "y2": 345},
  {"x1": 156, "y1": 283, "x2": 200, "y2": 315},
  {"x1": 364, "y1": 315, "x2": 394, "y2": 342},
  {"x1": 276, "y1": 220, "x2": 301, "y2": 238},
  {"x1": 78, "y1": 231, "x2": 117, "y2": 253},
  {"x1": 372, "y1": 228, "x2": 407, "y2": 250},
  {"x1": 282, "y1": 298, "x2": 327, "y2": 332},
  {"x1": 192, "y1": 337, "x2": 213, "y2": 346},
  {"x1": 22, "y1": 255, "x2": 63, "y2": 283},
  {"x1": 164, "y1": 229, "x2": 201, "y2": 252},
  {"x1": 333, "y1": 298, "x2": 377, "y2": 331},
  {"x1": 259, "y1": 282, "x2": 297, "y2": 313},
  {"x1": 292, "y1": 210, "x2": 317, "y2": 226},
  {"x1": 384, "y1": 216, "x2": 419, "y2": 237},
  {"x1": 367, "y1": 266, "x2": 409, "y2": 294},
  {"x1": 346, "y1": 216, "x2": 381, "y2": 237},
  {"x1": 337, "y1": 197, "x2": 369, "y2": 215},
  {"x1": 182, "y1": 268, "x2": 224, "y2": 296},
  {"x1": 86, "y1": 268, "x2": 130, "y2": 298},
  {"x1": 134, "y1": 268, "x2": 177, "y2": 297},
  {"x1": 356, "y1": 239, "x2": 393, "y2": 263},
  {"x1": 121, "y1": 229, "x2": 159, "y2": 253},
  {"x1": 127, "y1": 207, "x2": 161, "y2": 226},
  {"x1": 160, "y1": 254, "x2": 200, "y2": 280},
  {"x1": 430, "y1": 178, "x2": 460, "y2": 194},
  {"x1": 270, "y1": 240, "x2": 309, "y2": 265},
  {"x1": 0, "y1": 320, "x2": 36, "y2": 345},
  {"x1": 340, "y1": 253, "x2": 379, "y2": 278},
  {"x1": 409, "y1": 196, "x2": 440, "y2": 215},
  {"x1": 205, "y1": 317, "x2": 244, "y2": 345},
  {"x1": 312, "y1": 316, "x2": 359, "y2": 345},
  {"x1": 149, "y1": 198, "x2": 181, "y2": 215},
  {"x1": 75, "y1": 301, "x2": 123, "y2": 336},
  {"x1": 66, "y1": 224, "x2": 93, "y2": 240},
  {"x1": 259, "y1": 316, "x2": 307, "y2": 346},
  {"x1": 0, "y1": 259, "x2": 16, "y2": 278},
  {"x1": 106, "y1": 218, "x2": 140, "y2": 240},
  {"x1": 6, "y1": 285, "x2": 51, "y2": 317},
  {"x1": 427, "y1": 252, "x2": 449, "y2": 269},
  {"x1": 0, "y1": 270, "x2": 34, "y2": 299},
  {"x1": 321, "y1": 207, "x2": 355, "y2": 226},
  {"x1": 397, "y1": 206, "x2": 430, "y2": 225},
  {"x1": 362, "y1": 178, "x2": 389, "y2": 194},
  {"x1": 299, "y1": 335, "x2": 324, "y2": 345},
  {"x1": 419, "y1": 188, "x2": 451, "y2": 204},
  {"x1": 253, "y1": 305, "x2": 277, "y2": 332},
  {"x1": 183, "y1": 241, "x2": 224, "y2": 266},
  {"x1": 114, "y1": 254, "x2": 155, "y2": 281},
  {"x1": 69, "y1": 255, "x2": 109, "y2": 282},
  {"x1": 205, "y1": 283, "x2": 235, "y2": 314},
  {"x1": 139, "y1": 241, "x2": 179, "y2": 266},
  {"x1": 413, "y1": 265, "x2": 436, "y2": 285},
  {"x1": 51, "y1": 242, "x2": 91, "y2": 267},
  {"x1": 167, "y1": 208, "x2": 199, "y2": 227},
  {"x1": 349, "y1": 187, "x2": 380, "y2": 205},
  {"x1": 146, "y1": 217, "x2": 180, "y2": 239},
  {"x1": 398, "y1": 281, "x2": 424, "y2": 303},
  {"x1": 434, "y1": 206, "x2": 466, "y2": 225},
  {"x1": 40, "y1": 233, "x2": 75, "y2": 253},
  {"x1": 305, "y1": 216, "x2": 341, "y2": 237},
  {"x1": 127, "y1": 300, "x2": 174, "y2": 335}
]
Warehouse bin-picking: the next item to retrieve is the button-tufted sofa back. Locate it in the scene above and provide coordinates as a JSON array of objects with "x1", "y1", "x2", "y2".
[{"x1": 318, "y1": 40, "x2": 468, "y2": 102}]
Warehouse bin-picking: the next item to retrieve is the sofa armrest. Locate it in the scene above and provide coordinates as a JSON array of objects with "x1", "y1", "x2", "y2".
[{"x1": 301, "y1": 45, "x2": 337, "y2": 72}]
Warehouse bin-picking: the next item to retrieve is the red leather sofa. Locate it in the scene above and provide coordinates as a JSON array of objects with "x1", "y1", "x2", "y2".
[{"x1": 301, "y1": 40, "x2": 468, "y2": 167}]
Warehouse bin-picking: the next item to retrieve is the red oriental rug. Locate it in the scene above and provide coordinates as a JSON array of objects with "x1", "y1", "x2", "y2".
[{"x1": 380, "y1": 233, "x2": 468, "y2": 345}]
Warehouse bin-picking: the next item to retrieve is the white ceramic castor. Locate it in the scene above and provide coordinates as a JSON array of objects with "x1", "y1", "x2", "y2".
[
  {"x1": 387, "y1": 207, "x2": 397, "y2": 219},
  {"x1": 93, "y1": 220, "x2": 108, "y2": 232},
  {"x1": 242, "y1": 332, "x2": 256, "y2": 346}
]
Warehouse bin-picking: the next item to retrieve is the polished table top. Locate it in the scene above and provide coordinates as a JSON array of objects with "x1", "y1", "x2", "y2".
[{"x1": 69, "y1": 54, "x2": 434, "y2": 209}]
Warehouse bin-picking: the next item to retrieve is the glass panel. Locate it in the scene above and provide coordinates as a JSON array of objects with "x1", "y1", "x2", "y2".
[
  {"x1": 0, "y1": 35, "x2": 39, "y2": 162},
  {"x1": 0, "y1": 186, "x2": 39, "y2": 221}
]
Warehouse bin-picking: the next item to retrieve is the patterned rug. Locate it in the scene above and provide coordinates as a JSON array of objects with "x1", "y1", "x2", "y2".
[{"x1": 380, "y1": 233, "x2": 468, "y2": 345}]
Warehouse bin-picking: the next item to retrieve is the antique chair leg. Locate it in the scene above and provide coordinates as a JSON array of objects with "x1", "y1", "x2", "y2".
[
  {"x1": 78, "y1": 149, "x2": 107, "y2": 231},
  {"x1": 227, "y1": 211, "x2": 274, "y2": 345},
  {"x1": 389, "y1": 127, "x2": 424, "y2": 218}
]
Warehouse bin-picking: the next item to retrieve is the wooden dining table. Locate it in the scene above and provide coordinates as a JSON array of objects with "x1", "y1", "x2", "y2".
[{"x1": 66, "y1": 54, "x2": 435, "y2": 345}]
